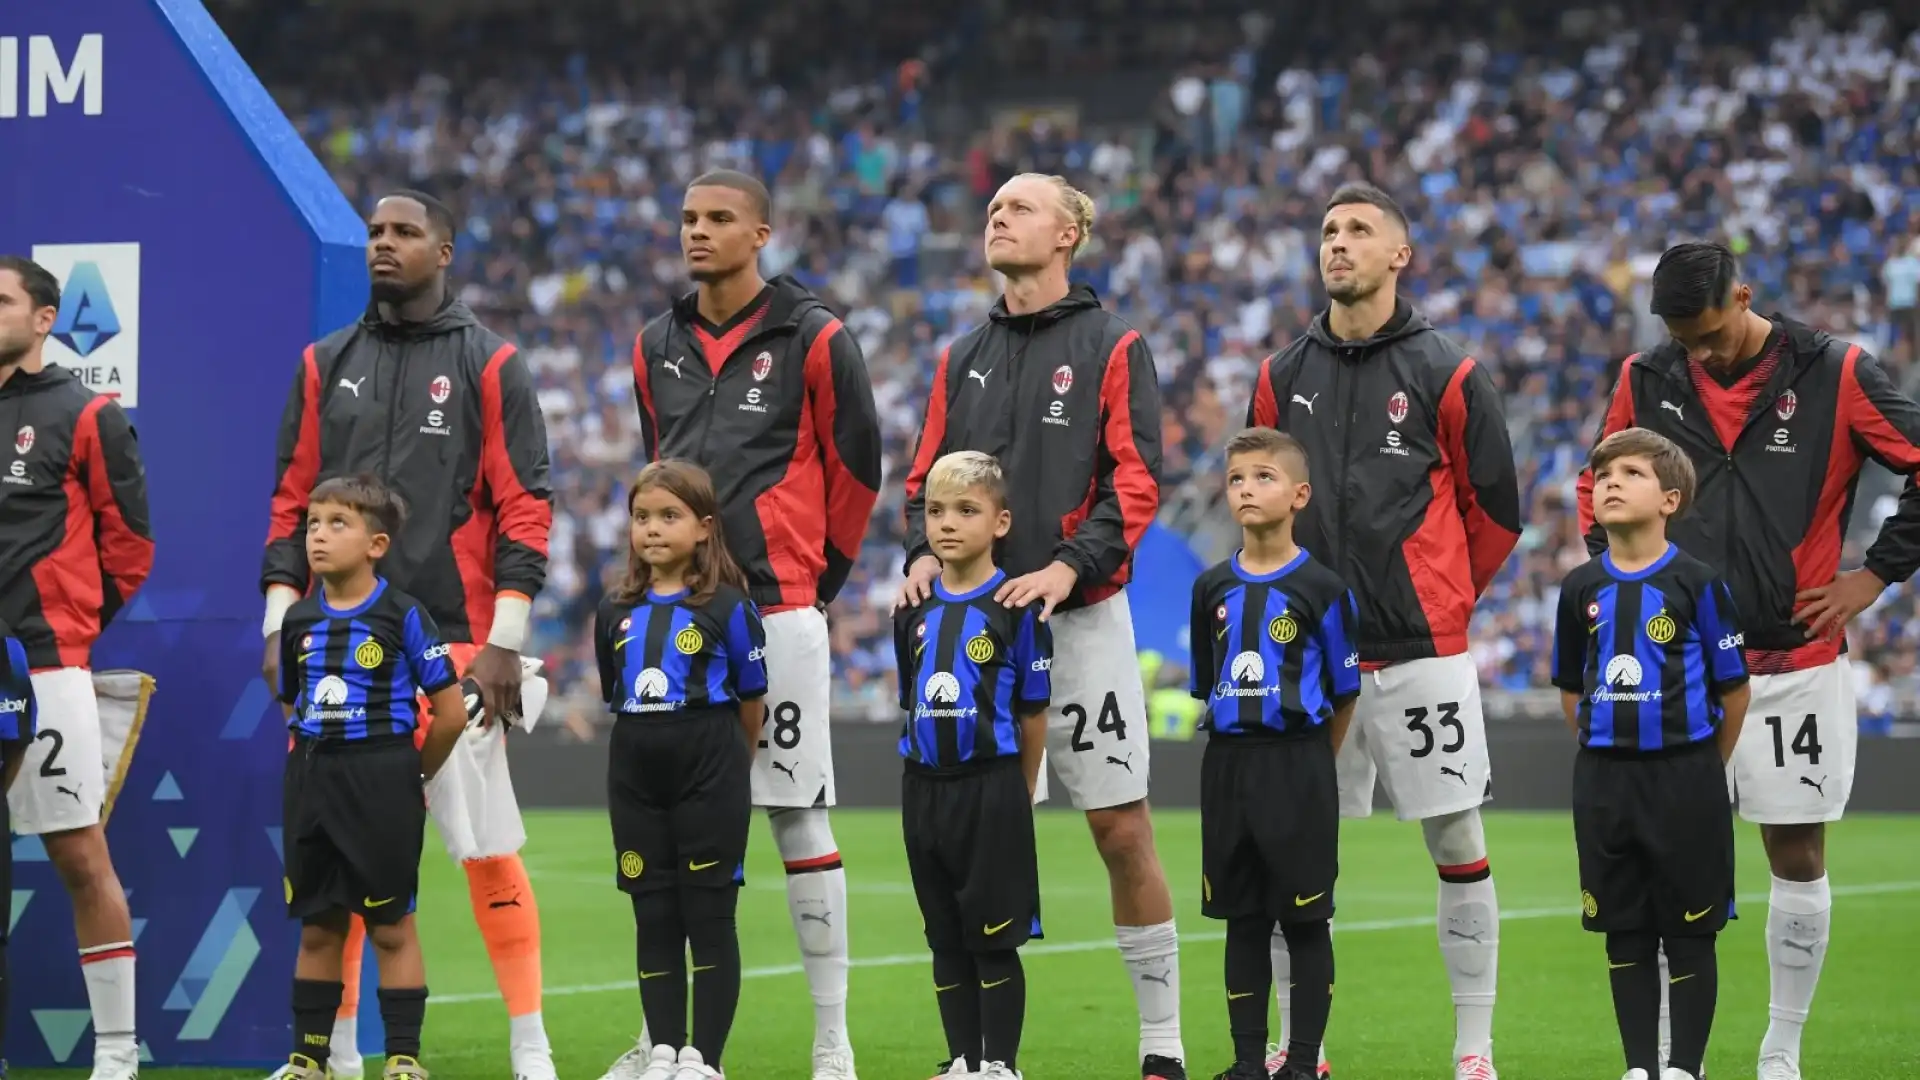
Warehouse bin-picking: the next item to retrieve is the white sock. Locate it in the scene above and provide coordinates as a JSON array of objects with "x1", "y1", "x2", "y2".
[
  {"x1": 1760, "y1": 874, "x2": 1832, "y2": 1064},
  {"x1": 786, "y1": 864, "x2": 851, "y2": 1047},
  {"x1": 770, "y1": 808, "x2": 852, "y2": 1050},
  {"x1": 78, "y1": 942, "x2": 138, "y2": 1059},
  {"x1": 1271, "y1": 925, "x2": 1291, "y2": 1047},
  {"x1": 509, "y1": 1010, "x2": 552, "y2": 1064},
  {"x1": 332, "y1": 1015, "x2": 362, "y2": 1064},
  {"x1": 1437, "y1": 877, "x2": 1498, "y2": 1061},
  {"x1": 1656, "y1": 946, "x2": 1672, "y2": 1062},
  {"x1": 1116, "y1": 920, "x2": 1184, "y2": 1063}
]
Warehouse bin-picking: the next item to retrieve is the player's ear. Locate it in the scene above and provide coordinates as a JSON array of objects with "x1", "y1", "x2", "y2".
[
  {"x1": 1292, "y1": 480, "x2": 1312, "y2": 511},
  {"x1": 1660, "y1": 488, "x2": 1683, "y2": 517},
  {"x1": 31, "y1": 303, "x2": 55, "y2": 338},
  {"x1": 1732, "y1": 282, "x2": 1752, "y2": 313},
  {"x1": 1390, "y1": 241, "x2": 1412, "y2": 273},
  {"x1": 753, "y1": 222, "x2": 771, "y2": 252},
  {"x1": 437, "y1": 239, "x2": 454, "y2": 271},
  {"x1": 367, "y1": 531, "x2": 391, "y2": 560},
  {"x1": 694, "y1": 515, "x2": 714, "y2": 544},
  {"x1": 993, "y1": 507, "x2": 1012, "y2": 539}
]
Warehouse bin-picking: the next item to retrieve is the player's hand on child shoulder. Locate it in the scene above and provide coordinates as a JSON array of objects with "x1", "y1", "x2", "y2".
[
  {"x1": 995, "y1": 560, "x2": 1079, "y2": 621},
  {"x1": 894, "y1": 555, "x2": 943, "y2": 613}
]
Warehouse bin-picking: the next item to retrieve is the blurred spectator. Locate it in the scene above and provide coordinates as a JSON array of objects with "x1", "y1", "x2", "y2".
[{"x1": 214, "y1": 0, "x2": 1920, "y2": 730}]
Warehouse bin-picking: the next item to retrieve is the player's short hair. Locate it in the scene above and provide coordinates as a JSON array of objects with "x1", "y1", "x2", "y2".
[
  {"x1": 1325, "y1": 181, "x2": 1409, "y2": 236},
  {"x1": 0, "y1": 255, "x2": 60, "y2": 312},
  {"x1": 1590, "y1": 427, "x2": 1696, "y2": 514},
  {"x1": 688, "y1": 169, "x2": 773, "y2": 223},
  {"x1": 1011, "y1": 172, "x2": 1098, "y2": 260},
  {"x1": 1649, "y1": 242, "x2": 1739, "y2": 318},
  {"x1": 1225, "y1": 427, "x2": 1311, "y2": 484},
  {"x1": 308, "y1": 473, "x2": 408, "y2": 539},
  {"x1": 925, "y1": 450, "x2": 1008, "y2": 509},
  {"x1": 381, "y1": 189, "x2": 458, "y2": 241}
]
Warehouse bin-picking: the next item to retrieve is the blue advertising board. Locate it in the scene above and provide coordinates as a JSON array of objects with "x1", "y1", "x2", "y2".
[{"x1": 0, "y1": 0, "x2": 365, "y2": 1066}]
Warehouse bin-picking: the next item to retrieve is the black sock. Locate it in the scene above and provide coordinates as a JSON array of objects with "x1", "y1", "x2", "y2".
[
  {"x1": 0, "y1": 939, "x2": 10, "y2": 1062},
  {"x1": 684, "y1": 886, "x2": 742, "y2": 1066},
  {"x1": 632, "y1": 890, "x2": 689, "y2": 1049},
  {"x1": 931, "y1": 948, "x2": 982, "y2": 1067},
  {"x1": 377, "y1": 986, "x2": 428, "y2": 1060},
  {"x1": 974, "y1": 949, "x2": 1026, "y2": 1069},
  {"x1": 1663, "y1": 934, "x2": 1719, "y2": 1077},
  {"x1": 1225, "y1": 917, "x2": 1274, "y2": 1066},
  {"x1": 1605, "y1": 931, "x2": 1661, "y2": 1074},
  {"x1": 1280, "y1": 918, "x2": 1334, "y2": 1068},
  {"x1": 291, "y1": 978, "x2": 344, "y2": 1067}
]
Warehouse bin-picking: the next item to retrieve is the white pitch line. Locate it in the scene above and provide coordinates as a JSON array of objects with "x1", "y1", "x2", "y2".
[{"x1": 428, "y1": 879, "x2": 1920, "y2": 1007}]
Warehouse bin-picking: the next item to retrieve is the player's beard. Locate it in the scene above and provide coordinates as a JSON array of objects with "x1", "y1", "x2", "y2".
[
  {"x1": 0, "y1": 331, "x2": 29, "y2": 370},
  {"x1": 369, "y1": 274, "x2": 433, "y2": 307},
  {"x1": 1324, "y1": 271, "x2": 1380, "y2": 306}
]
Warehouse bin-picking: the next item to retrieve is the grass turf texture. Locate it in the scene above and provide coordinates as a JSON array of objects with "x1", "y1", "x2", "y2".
[{"x1": 16, "y1": 809, "x2": 1919, "y2": 1079}]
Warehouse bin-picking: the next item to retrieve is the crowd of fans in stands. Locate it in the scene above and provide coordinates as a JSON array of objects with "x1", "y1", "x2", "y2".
[{"x1": 217, "y1": 1, "x2": 1920, "y2": 733}]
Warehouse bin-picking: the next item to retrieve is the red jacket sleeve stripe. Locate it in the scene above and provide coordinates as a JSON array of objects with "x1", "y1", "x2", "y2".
[
  {"x1": 1437, "y1": 358, "x2": 1519, "y2": 596},
  {"x1": 904, "y1": 345, "x2": 951, "y2": 504},
  {"x1": 1100, "y1": 330, "x2": 1158, "y2": 552},
  {"x1": 1250, "y1": 354, "x2": 1279, "y2": 428},
  {"x1": 804, "y1": 318, "x2": 880, "y2": 562},
  {"x1": 481, "y1": 343, "x2": 552, "y2": 557},
  {"x1": 77, "y1": 397, "x2": 154, "y2": 605},
  {"x1": 266, "y1": 345, "x2": 322, "y2": 547},
  {"x1": 632, "y1": 331, "x2": 659, "y2": 461},
  {"x1": 1577, "y1": 353, "x2": 1640, "y2": 540},
  {"x1": 1841, "y1": 344, "x2": 1920, "y2": 469}
]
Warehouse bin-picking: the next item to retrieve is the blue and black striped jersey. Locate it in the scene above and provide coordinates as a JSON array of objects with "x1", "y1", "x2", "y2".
[
  {"x1": 0, "y1": 621, "x2": 36, "y2": 744},
  {"x1": 279, "y1": 579, "x2": 459, "y2": 740},
  {"x1": 893, "y1": 570, "x2": 1052, "y2": 768},
  {"x1": 594, "y1": 583, "x2": 768, "y2": 716},
  {"x1": 1189, "y1": 549, "x2": 1361, "y2": 737},
  {"x1": 1553, "y1": 544, "x2": 1749, "y2": 751}
]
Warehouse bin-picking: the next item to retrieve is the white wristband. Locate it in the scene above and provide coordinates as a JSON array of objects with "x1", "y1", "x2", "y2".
[
  {"x1": 487, "y1": 593, "x2": 531, "y2": 652},
  {"x1": 262, "y1": 586, "x2": 299, "y2": 638}
]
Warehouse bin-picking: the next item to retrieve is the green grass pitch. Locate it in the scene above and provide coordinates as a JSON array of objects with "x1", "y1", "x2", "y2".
[{"x1": 17, "y1": 809, "x2": 1919, "y2": 1079}]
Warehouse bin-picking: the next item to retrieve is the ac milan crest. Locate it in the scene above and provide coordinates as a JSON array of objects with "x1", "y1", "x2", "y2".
[
  {"x1": 1052, "y1": 365, "x2": 1074, "y2": 396},
  {"x1": 752, "y1": 351, "x2": 773, "y2": 381},
  {"x1": 13, "y1": 426, "x2": 32, "y2": 455},
  {"x1": 1776, "y1": 389, "x2": 1797, "y2": 421},
  {"x1": 429, "y1": 375, "x2": 452, "y2": 404},
  {"x1": 1387, "y1": 391, "x2": 1409, "y2": 425}
]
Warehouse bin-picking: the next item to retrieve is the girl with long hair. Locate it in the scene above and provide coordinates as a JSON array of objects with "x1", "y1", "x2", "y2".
[{"x1": 594, "y1": 460, "x2": 767, "y2": 1080}]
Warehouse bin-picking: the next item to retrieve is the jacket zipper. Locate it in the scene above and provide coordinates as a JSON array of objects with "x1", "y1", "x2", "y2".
[
  {"x1": 1336, "y1": 348, "x2": 1355, "y2": 598},
  {"x1": 380, "y1": 336, "x2": 403, "y2": 481}
]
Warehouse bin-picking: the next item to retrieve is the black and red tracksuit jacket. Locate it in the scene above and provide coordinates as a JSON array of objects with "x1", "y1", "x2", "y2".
[
  {"x1": 1248, "y1": 301, "x2": 1521, "y2": 663},
  {"x1": 632, "y1": 275, "x2": 883, "y2": 613},
  {"x1": 903, "y1": 286, "x2": 1162, "y2": 611},
  {"x1": 1577, "y1": 316, "x2": 1920, "y2": 674},
  {"x1": 261, "y1": 296, "x2": 554, "y2": 645},
  {"x1": 0, "y1": 365, "x2": 153, "y2": 669}
]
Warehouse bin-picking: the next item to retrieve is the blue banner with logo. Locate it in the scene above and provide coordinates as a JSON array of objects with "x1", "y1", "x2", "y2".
[
  {"x1": 1129, "y1": 523, "x2": 1206, "y2": 667},
  {"x1": 1, "y1": 0, "x2": 364, "y2": 1067}
]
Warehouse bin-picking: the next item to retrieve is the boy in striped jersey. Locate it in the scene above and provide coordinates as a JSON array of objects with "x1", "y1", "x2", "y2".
[
  {"x1": 1554, "y1": 428, "x2": 1750, "y2": 1080},
  {"x1": 894, "y1": 451, "x2": 1053, "y2": 1080},
  {"x1": 1189, "y1": 428, "x2": 1359, "y2": 1080},
  {"x1": 277, "y1": 475, "x2": 472, "y2": 1080}
]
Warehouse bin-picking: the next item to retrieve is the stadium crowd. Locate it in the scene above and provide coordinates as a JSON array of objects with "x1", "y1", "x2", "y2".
[{"x1": 213, "y1": 0, "x2": 1920, "y2": 732}]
